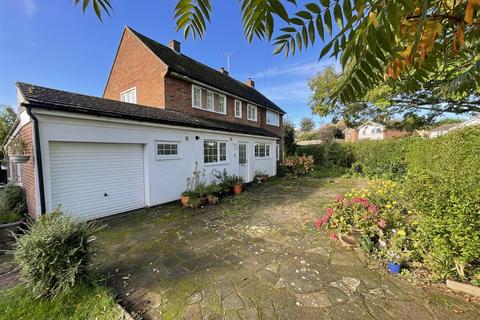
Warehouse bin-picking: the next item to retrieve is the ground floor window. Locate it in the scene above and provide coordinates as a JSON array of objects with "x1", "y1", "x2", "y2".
[
  {"x1": 255, "y1": 143, "x2": 270, "y2": 158},
  {"x1": 156, "y1": 142, "x2": 180, "y2": 160},
  {"x1": 204, "y1": 140, "x2": 227, "y2": 164}
]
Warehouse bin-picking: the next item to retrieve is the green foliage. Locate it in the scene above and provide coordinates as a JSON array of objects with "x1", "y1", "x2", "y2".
[
  {"x1": 350, "y1": 139, "x2": 413, "y2": 180},
  {"x1": 297, "y1": 142, "x2": 354, "y2": 169},
  {"x1": 296, "y1": 130, "x2": 320, "y2": 141},
  {"x1": 0, "y1": 282, "x2": 119, "y2": 320},
  {"x1": 404, "y1": 126, "x2": 480, "y2": 280},
  {"x1": 283, "y1": 118, "x2": 297, "y2": 156},
  {"x1": 2, "y1": 183, "x2": 27, "y2": 215},
  {"x1": 13, "y1": 211, "x2": 101, "y2": 299},
  {"x1": 72, "y1": 0, "x2": 112, "y2": 21},
  {"x1": 283, "y1": 154, "x2": 315, "y2": 176},
  {"x1": 0, "y1": 106, "x2": 17, "y2": 182},
  {"x1": 299, "y1": 117, "x2": 316, "y2": 132}
]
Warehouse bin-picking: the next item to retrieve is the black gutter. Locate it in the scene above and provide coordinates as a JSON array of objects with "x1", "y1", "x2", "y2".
[{"x1": 25, "y1": 106, "x2": 46, "y2": 215}]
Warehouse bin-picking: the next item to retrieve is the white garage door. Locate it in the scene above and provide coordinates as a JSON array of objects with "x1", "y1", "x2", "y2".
[{"x1": 49, "y1": 142, "x2": 145, "y2": 219}]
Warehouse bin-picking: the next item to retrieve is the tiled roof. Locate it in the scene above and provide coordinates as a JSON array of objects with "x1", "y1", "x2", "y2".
[
  {"x1": 128, "y1": 27, "x2": 285, "y2": 114},
  {"x1": 429, "y1": 123, "x2": 460, "y2": 132},
  {"x1": 17, "y1": 83, "x2": 280, "y2": 139}
]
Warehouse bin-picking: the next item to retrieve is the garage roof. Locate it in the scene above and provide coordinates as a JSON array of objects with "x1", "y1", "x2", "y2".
[{"x1": 17, "y1": 82, "x2": 280, "y2": 139}]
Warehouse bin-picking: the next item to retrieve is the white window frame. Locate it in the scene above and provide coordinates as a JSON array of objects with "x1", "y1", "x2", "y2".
[
  {"x1": 192, "y1": 85, "x2": 227, "y2": 115},
  {"x1": 155, "y1": 141, "x2": 181, "y2": 160},
  {"x1": 254, "y1": 143, "x2": 271, "y2": 159},
  {"x1": 266, "y1": 110, "x2": 280, "y2": 126},
  {"x1": 247, "y1": 104, "x2": 257, "y2": 121},
  {"x1": 234, "y1": 100, "x2": 242, "y2": 118},
  {"x1": 192, "y1": 86, "x2": 202, "y2": 108},
  {"x1": 276, "y1": 144, "x2": 280, "y2": 161},
  {"x1": 203, "y1": 140, "x2": 228, "y2": 165},
  {"x1": 120, "y1": 87, "x2": 137, "y2": 104}
]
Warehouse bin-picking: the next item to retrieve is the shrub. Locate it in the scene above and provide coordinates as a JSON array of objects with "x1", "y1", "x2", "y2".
[
  {"x1": 3, "y1": 183, "x2": 27, "y2": 214},
  {"x1": 14, "y1": 211, "x2": 101, "y2": 299},
  {"x1": 297, "y1": 142, "x2": 354, "y2": 168},
  {"x1": 283, "y1": 154, "x2": 315, "y2": 176},
  {"x1": 404, "y1": 126, "x2": 480, "y2": 279}
]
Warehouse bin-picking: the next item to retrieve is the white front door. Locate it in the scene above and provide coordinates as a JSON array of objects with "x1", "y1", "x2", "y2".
[{"x1": 238, "y1": 142, "x2": 249, "y2": 182}]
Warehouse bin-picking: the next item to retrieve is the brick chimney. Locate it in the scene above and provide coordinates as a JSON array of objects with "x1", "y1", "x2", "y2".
[
  {"x1": 219, "y1": 67, "x2": 229, "y2": 76},
  {"x1": 245, "y1": 78, "x2": 255, "y2": 88},
  {"x1": 168, "y1": 40, "x2": 181, "y2": 53}
]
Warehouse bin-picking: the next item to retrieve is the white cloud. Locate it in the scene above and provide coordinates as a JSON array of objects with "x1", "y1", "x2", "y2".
[
  {"x1": 260, "y1": 80, "x2": 311, "y2": 103},
  {"x1": 22, "y1": 0, "x2": 37, "y2": 17},
  {"x1": 247, "y1": 58, "x2": 339, "y2": 79}
]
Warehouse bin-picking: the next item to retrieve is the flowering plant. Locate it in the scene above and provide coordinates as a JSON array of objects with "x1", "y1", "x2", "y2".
[{"x1": 283, "y1": 154, "x2": 314, "y2": 176}]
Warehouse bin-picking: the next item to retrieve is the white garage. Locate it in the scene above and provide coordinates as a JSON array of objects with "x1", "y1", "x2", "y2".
[{"x1": 48, "y1": 142, "x2": 145, "y2": 219}]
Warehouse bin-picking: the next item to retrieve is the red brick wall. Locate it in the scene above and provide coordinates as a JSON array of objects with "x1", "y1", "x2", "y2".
[
  {"x1": 103, "y1": 28, "x2": 284, "y2": 142},
  {"x1": 164, "y1": 75, "x2": 284, "y2": 138},
  {"x1": 103, "y1": 28, "x2": 168, "y2": 108},
  {"x1": 9, "y1": 122, "x2": 37, "y2": 218},
  {"x1": 344, "y1": 129, "x2": 358, "y2": 142}
]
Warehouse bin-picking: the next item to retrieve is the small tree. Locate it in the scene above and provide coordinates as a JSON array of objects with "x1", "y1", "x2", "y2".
[
  {"x1": 283, "y1": 118, "x2": 296, "y2": 156},
  {"x1": 299, "y1": 117, "x2": 315, "y2": 132}
]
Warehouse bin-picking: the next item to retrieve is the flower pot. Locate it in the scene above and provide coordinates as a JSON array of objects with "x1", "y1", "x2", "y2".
[
  {"x1": 10, "y1": 155, "x2": 30, "y2": 163},
  {"x1": 233, "y1": 183, "x2": 243, "y2": 195},
  {"x1": 0, "y1": 164, "x2": 7, "y2": 170},
  {"x1": 0, "y1": 219, "x2": 24, "y2": 245},
  {"x1": 180, "y1": 195, "x2": 190, "y2": 207},
  {"x1": 388, "y1": 261, "x2": 401, "y2": 273}
]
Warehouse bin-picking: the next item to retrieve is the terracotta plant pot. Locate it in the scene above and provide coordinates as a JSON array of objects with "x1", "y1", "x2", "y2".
[
  {"x1": 233, "y1": 183, "x2": 243, "y2": 195},
  {"x1": 180, "y1": 195, "x2": 190, "y2": 207}
]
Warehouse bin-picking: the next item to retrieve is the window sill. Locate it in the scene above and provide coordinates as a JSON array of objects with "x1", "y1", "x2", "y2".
[
  {"x1": 193, "y1": 106, "x2": 227, "y2": 115},
  {"x1": 266, "y1": 123, "x2": 280, "y2": 127},
  {"x1": 155, "y1": 156, "x2": 182, "y2": 161},
  {"x1": 204, "y1": 162, "x2": 229, "y2": 167},
  {"x1": 247, "y1": 118, "x2": 257, "y2": 122},
  {"x1": 254, "y1": 157, "x2": 272, "y2": 160}
]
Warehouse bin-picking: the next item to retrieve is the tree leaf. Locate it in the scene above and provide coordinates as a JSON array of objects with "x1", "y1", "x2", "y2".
[
  {"x1": 333, "y1": 2, "x2": 343, "y2": 29},
  {"x1": 324, "y1": 9, "x2": 332, "y2": 35}
]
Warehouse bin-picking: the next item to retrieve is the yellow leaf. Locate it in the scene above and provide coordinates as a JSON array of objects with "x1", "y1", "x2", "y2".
[
  {"x1": 368, "y1": 12, "x2": 379, "y2": 28},
  {"x1": 465, "y1": 2, "x2": 474, "y2": 24}
]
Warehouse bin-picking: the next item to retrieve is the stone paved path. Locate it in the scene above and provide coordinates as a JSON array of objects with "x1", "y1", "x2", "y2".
[{"x1": 95, "y1": 177, "x2": 480, "y2": 320}]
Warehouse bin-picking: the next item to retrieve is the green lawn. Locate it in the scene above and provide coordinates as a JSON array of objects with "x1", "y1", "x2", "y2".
[{"x1": 0, "y1": 282, "x2": 120, "y2": 320}]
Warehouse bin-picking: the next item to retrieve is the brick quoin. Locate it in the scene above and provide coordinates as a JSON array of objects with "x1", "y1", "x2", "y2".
[
  {"x1": 103, "y1": 28, "x2": 284, "y2": 150},
  {"x1": 9, "y1": 122, "x2": 37, "y2": 218}
]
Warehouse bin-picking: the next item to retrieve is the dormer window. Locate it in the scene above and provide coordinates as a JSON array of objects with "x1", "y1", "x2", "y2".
[
  {"x1": 120, "y1": 87, "x2": 137, "y2": 104},
  {"x1": 192, "y1": 85, "x2": 226, "y2": 114},
  {"x1": 247, "y1": 104, "x2": 257, "y2": 121},
  {"x1": 266, "y1": 110, "x2": 279, "y2": 126}
]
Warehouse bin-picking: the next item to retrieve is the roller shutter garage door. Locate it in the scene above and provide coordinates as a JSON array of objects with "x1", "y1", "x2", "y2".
[{"x1": 49, "y1": 142, "x2": 145, "y2": 219}]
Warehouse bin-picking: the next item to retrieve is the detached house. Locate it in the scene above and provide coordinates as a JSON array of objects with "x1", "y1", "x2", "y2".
[
  {"x1": 343, "y1": 121, "x2": 410, "y2": 142},
  {"x1": 3, "y1": 27, "x2": 285, "y2": 220}
]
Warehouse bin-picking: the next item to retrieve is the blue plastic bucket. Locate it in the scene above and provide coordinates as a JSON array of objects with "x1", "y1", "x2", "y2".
[{"x1": 388, "y1": 261, "x2": 401, "y2": 273}]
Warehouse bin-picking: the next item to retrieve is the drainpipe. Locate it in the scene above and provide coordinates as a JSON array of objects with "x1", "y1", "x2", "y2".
[{"x1": 25, "y1": 106, "x2": 46, "y2": 215}]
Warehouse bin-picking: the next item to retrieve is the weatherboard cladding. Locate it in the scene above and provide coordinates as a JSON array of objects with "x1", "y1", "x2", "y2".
[
  {"x1": 17, "y1": 82, "x2": 279, "y2": 138},
  {"x1": 128, "y1": 28, "x2": 285, "y2": 114}
]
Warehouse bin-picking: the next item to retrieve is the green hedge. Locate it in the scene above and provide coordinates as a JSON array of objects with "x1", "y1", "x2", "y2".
[
  {"x1": 297, "y1": 142, "x2": 354, "y2": 168},
  {"x1": 404, "y1": 127, "x2": 480, "y2": 279}
]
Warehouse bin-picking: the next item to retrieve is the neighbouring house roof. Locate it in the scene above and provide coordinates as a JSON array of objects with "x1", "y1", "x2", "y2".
[
  {"x1": 357, "y1": 121, "x2": 384, "y2": 130},
  {"x1": 127, "y1": 27, "x2": 285, "y2": 115},
  {"x1": 16, "y1": 83, "x2": 280, "y2": 139},
  {"x1": 429, "y1": 123, "x2": 460, "y2": 132}
]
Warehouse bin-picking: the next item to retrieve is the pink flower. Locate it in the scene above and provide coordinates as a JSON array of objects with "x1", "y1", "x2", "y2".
[
  {"x1": 368, "y1": 205, "x2": 379, "y2": 214},
  {"x1": 379, "y1": 239, "x2": 387, "y2": 247},
  {"x1": 335, "y1": 194, "x2": 344, "y2": 202},
  {"x1": 378, "y1": 219, "x2": 387, "y2": 229},
  {"x1": 314, "y1": 219, "x2": 323, "y2": 229},
  {"x1": 352, "y1": 197, "x2": 369, "y2": 208},
  {"x1": 329, "y1": 232, "x2": 338, "y2": 241},
  {"x1": 325, "y1": 208, "x2": 334, "y2": 218}
]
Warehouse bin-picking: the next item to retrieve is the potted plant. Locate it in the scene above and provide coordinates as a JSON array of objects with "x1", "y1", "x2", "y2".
[
  {"x1": 231, "y1": 175, "x2": 244, "y2": 195},
  {"x1": 387, "y1": 254, "x2": 402, "y2": 273},
  {"x1": 1, "y1": 160, "x2": 8, "y2": 170},
  {"x1": 180, "y1": 190, "x2": 196, "y2": 207},
  {"x1": 254, "y1": 171, "x2": 269, "y2": 183},
  {"x1": 206, "y1": 183, "x2": 221, "y2": 205},
  {"x1": 8, "y1": 138, "x2": 30, "y2": 163},
  {"x1": 181, "y1": 162, "x2": 207, "y2": 207}
]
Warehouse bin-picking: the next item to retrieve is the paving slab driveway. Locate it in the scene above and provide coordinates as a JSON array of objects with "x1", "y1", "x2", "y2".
[{"x1": 95, "y1": 177, "x2": 480, "y2": 320}]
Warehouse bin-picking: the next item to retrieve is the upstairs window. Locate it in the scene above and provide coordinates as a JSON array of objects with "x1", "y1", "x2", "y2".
[
  {"x1": 247, "y1": 104, "x2": 257, "y2": 121},
  {"x1": 254, "y1": 143, "x2": 270, "y2": 158},
  {"x1": 234, "y1": 100, "x2": 242, "y2": 118},
  {"x1": 266, "y1": 110, "x2": 280, "y2": 126},
  {"x1": 204, "y1": 140, "x2": 227, "y2": 164},
  {"x1": 192, "y1": 85, "x2": 226, "y2": 114},
  {"x1": 121, "y1": 87, "x2": 137, "y2": 104}
]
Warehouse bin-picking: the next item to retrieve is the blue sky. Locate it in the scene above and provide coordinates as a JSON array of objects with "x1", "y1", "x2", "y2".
[{"x1": 0, "y1": 0, "x2": 338, "y2": 127}]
